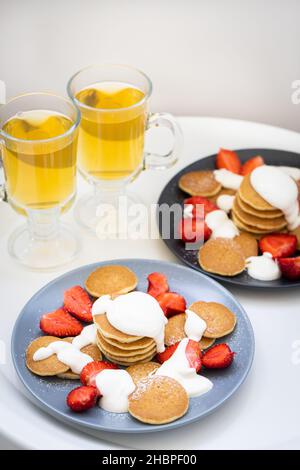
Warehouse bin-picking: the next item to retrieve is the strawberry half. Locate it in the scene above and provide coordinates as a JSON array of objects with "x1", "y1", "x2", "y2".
[
  {"x1": 156, "y1": 339, "x2": 202, "y2": 372},
  {"x1": 80, "y1": 361, "x2": 119, "y2": 388},
  {"x1": 63, "y1": 285, "x2": 93, "y2": 322},
  {"x1": 157, "y1": 292, "x2": 186, "y2": 318},
  {"x1": 216, "y1": 148, "x2": 241, "y2": 174},
  {"x1": 278, "y1": 256, "x2": 300, "y2": 280},
  {"x1": 259, "y1": 233, "x2": 297, "y2": 259},
  {"x1": 147, "y1": 272, "x2": 169, "y2": 298},
  {"x1": 40, "y1": 308, "x2": 83, "y2": 337},
  {"x1": 178, "y1": 218, "x2": 211, "y2": 243},
  {"x1": 202, "y1": 343, "x2": 235, "y2": 369},
  {"x1": 66, "y1": 385, "x2": 98, "y2": 412},
  {"x1": 184, "y1": 196, "x2": 218, "y2": 218},
  {"x1": 241, "y1": 155, "x2": 264, "y2": 176}
]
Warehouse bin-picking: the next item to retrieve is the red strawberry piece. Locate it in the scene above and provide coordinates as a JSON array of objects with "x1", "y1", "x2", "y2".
[
  {"x1": 278, "y1": 256, "x2": 300, "y2": 280},
  {"x1": 40, "y1": 308, "x2": 83, "y2": 337},
  {"x1": 66, "y1": 385, "x2": 98, "y2": 412},
  {"x1": 184, "y1": 196, "x2": 218, "y2": 218},
  {"x1": 157, "y1": 292, "x2": 187, "y2": 318},
  {"x1": 241, "y1": 155, "x2": 264, "y2": 176},
  {"x1": 185, "y1": 339, "x2": 202, "y2": 372},
  {"x1": 202, "y1": 343, "x2": 235, "y2": 369},
  {"x1": 156, "y1": 339, "x2": 202, "y2": 372},
  {"x1": 178, "y1": 218, "x2": 211, "y2": 243},
  {"x1": 63, "y1": 285, "x2": 93, "y2": 322},
  {"x1": 147, "y1": 272, "x2": 169, "y2": 298},
  {"x1": 216, "y1": 148, "x2": 241, "y2": 174},
  {"x1": 80, "y1": 361, "x2": 119, "y2": 388},
  {"x1": 259, "y1": 233, "x2": 297, "y2": 258}
]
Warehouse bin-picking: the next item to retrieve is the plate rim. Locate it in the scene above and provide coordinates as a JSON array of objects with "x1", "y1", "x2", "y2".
[
  {"x1": 157, "y1": 148, "x2": 300, "y2": 289},
  {"x1": 11, "y1": 258, "x2": 255, "y2": 434}
]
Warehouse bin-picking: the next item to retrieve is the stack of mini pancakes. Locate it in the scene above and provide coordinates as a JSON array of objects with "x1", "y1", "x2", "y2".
[
  {"x1": 93, "y1": 313, "x2": 157, "y2": 366},
  {"x1": 231, "y1": 173, "x2": 287, "y2": 237}
]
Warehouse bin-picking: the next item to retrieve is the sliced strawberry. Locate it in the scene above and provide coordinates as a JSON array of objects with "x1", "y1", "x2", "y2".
[
  {"x1": 63, "y1": 285, "x2": 93, "y2": 322},
  {"x1": 216, "y1": 148, "x2": 241, "y2": 174},
  {"x1": 157, "y1": 292, "x2": 187, "y2": 318},
  {"x1": 202, "y1": 343, "x2": 235, "y2": 369},
  {"x1": 178, "y1": 218, "x2": 211, "y2": 243},
  {"x1": 184, "y1": 196, "x2": 218, "y2": 218},
  {"x1": 156, "y1": 343, "x2": 179, "y2": 364},
  {"x1": 66, "y1": 385, "x2": 98, "y2": 412},
  {"x1": 80, "y1": 361, "x2": 119, "y2": 387},
  {"x1": 241, "y1": 155, "x2": 264, "y2": 176},
  {"x1": 278, "y1": 256, "x2": 300, "y2": 280},
  {"x1": 156, "y1": 339, "x2": 202, "y2": 372},
  {"x1": 185, "y1": 339, "x2": 202, "y2": 372},
  {"x1": 40, "y1": 308, "x2": 83, "y2": 337},
  {"x1": 259, "y1": 233, "x2": 297, "y2": 258},
  {"x1": 147, "y1": 272, "x2": 169, "y2": 298}
]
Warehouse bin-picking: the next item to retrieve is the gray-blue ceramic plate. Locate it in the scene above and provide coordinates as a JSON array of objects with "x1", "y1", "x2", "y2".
[{"x1": 11, "y1": 259, "x2": 254, "y2": 434}]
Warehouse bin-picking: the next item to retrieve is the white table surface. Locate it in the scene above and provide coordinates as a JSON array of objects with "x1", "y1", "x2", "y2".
[{"x1": 1, "y1": 116, "x2": 300, "y2": 450}]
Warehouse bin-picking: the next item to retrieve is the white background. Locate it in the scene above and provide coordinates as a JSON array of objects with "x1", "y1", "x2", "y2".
[{"x1": 0, "y1": 0, "x2": 300, "y2": 130}]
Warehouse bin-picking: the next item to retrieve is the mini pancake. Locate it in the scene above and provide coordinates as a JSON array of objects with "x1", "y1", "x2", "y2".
[
  {"x1": 94, "y1": 314, "x2": 143, "y2": 343},
  {"x1": 290, "y1": 226, "x2": 300, "y2": 250},
  {"x1": 164, "y1": 313, "x2": 215, "y2": 349},
  {"x1": 97, "y1": 330, "x2": 155, "y2": 351},
  {"x1": 234, "y1": 232, "x2": 258, "y2": 258},
  {"x1": 236, "y1": 192, "x2": 282, "y2": 219},
  {"x1": 231, "y1": 211, "x2": 274, "y2": 234},
  {"x1": 209, "y1": 188, "x2": 236, "y2": 204},
  {"x1": 103, "y1": 349, "x2": 157, "y2": 366},
  {"x1": 126, "y1": 362, "x2": 160, "y2": 385},
  {"x1": 189, "y1": 301, "x2": 236, "y2": 338},
  {"x1": 96, "y1": 331, "x2": 156, "y2": 357},
  {"x1": 57, "y1": 341, "x2": 102, "y2": 380},
  {"x1": 128, "y1": 376, "x2": 189, "y2": 425},
  {"x1": 178, "y1": 170, "x2": 221, "y2": 197},
  {"x1": 26, "y1": 336, "x2": 70, "y2": 377},
  {"x1": 85, "y1": 265, "x2": 138, "y2": 298},
  {"x1": 198, "y1": 238, "x2": 246, "y2": 276},
  {"x1": 238, "y1": 173, "x2": 276, "y2": 211},
  {"x1": 232, "y1": 197, "x2": 286, "y2": 231},
  {"x1": 99, "y1": 343, "x2": 157, "y2": 363}
]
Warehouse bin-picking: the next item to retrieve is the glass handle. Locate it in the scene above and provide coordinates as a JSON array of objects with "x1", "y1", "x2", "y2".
[
  {"x1": 144, "y1": 112, "x2": 183, "y2": 170},
  {"x1": 0, "y1": 140, "x2": 7, "y2": 202}
]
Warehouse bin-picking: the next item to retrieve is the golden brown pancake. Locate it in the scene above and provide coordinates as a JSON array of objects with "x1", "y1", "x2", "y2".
[
  {"x1": 198, "y1": 238, "x2": 246, "y2": 276},
  {"x1": 128, "y1": 376, "x2": 189, "y2": 424},
  {"x1": 127, "y1": 362, "x2": 160, "y2": 385},
  {"x1": 232, "y1": 197, "x2": 286, "y2": 231},
  {"x1": 234, "y1": 232, "x2": 258, "y2": 258},
  {"x1": 179, "y1": 170, "x2": 221, "y2": 197},
  {"x1": 94, "y1": 313, "x2": 143, "y2": 343},
  {"x1": 96, "y1": 331, "x2": 156, "y2": 358},
  {"x1": 236, "y1": 192, "x2": 282, "y2": 219},
  {"x1": 26, "y1": 336, "x2": 70, "y2": 377},
  {"x1": 232, "y1": 211, "x2": 275, "y2": 234},
  {"x1": 98, "y1": 331, "x2": 155, "y2": 351},
  {"x1": 239, "y1": 173, "x2": 277, "y2": 211},
  {"x1": 85, "y1": 265, "x2": 138, "y2": 298},
  {"x1": 102, "y1": 349, "x2": 157, "y2": 366},
  {"x1": 209, "y1": 188, "x2": 236, "y2": 204},
  {"x1": 189, "y1": 301, "x2": 236, "y2": 338},
  {"x1": 164, "y1": 313, "x2": 215, "y2": 349}
]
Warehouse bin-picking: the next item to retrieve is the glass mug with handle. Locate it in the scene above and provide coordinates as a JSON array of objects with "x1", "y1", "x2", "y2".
[
  {"x1": 0, "y1": 92, "x2": 81, "y2": 269},
  {"x1": 67, "y1": 64, "x2": 183, "y2": 233}
]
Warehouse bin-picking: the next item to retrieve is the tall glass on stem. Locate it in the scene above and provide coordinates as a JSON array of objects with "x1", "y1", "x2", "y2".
[
  {"x1": 0, "y1": 92, "x2": 81, "y2": 269},
  {"x1": 67, "y1": 64, "x2": 183, "y2": 234}
]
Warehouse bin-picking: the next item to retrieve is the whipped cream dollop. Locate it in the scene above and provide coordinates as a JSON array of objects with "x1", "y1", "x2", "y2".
[
  {"x1": 251, "y1": 165, "x2": 300, "y2": 230},
  {"x1": 214, "y1": 169, "x2": 243, "y2": 190},
  {"x1": 275, "y1": 166, "x2": 300, "y2": 181},
  {"x1": 246, "y1": 252, "x2": 281, "y2": 281},
  {"x1": 205, "y1": 209, "x2": 239, "y2": 239},
  {"x1": 96, "y1": 369, "x2": 135, "y2": 413},
  {"x1": 92, "y1": 292, "x2": 167, "y2": 353},
  {"x1": 184, "y1": 309, "x2": 207, "y2": 342},
  {"x1": 216, "y1": 194, "x2": 235, "y2": 213},
  {"x1": 33, "y1": 324, "x2": 97, "y2": 374},
  {"x1": 155, "y1": 338, "x2": 213, "y2": 397}
]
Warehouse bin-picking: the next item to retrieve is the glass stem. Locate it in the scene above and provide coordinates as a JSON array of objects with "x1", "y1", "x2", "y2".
[{"x1": 27, "y1": 207, "x2": 60, "y2": 241}]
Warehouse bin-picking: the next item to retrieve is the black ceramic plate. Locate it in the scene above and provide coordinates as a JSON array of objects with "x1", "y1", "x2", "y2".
[{"x1": 158, "y1": 148, "x2": 300, "y2": 288}]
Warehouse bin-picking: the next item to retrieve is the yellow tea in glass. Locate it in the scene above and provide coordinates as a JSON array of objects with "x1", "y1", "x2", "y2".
[
  {"x1": 0, "y1": 93, "x2": 81, "y2": 269},
  {"x1": 75, "y1": 82, "x2": 146, "y2": 181},
  {"x1": 2, "y1": 110, "x2": 77, "y2": 213}
]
